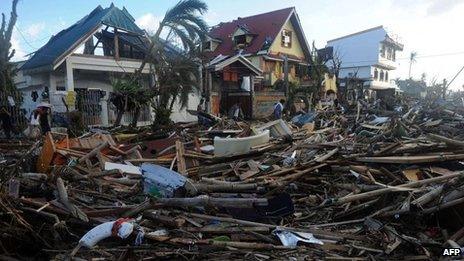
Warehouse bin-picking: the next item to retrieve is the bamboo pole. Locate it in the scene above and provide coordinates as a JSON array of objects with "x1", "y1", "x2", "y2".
[{"x1": 332, "y1": 171, "x2": 464, "y2": 205}]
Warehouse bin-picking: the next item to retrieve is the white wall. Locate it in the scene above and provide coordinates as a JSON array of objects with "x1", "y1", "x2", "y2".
[
  {"x1": 170, "y1": 92, "x2": 201, "y2": 123},
  {"x1": 339, "y1": 66, "x2": 372, "y2": 79},
  {"x1": 327, "y1": 27, "x2": 387, "y2": 68}
]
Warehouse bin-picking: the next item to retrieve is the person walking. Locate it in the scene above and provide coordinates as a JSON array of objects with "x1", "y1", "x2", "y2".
[
  {"x1": 37, "y1": 103, "x2": 52, "y2": 135},
  {"x1": 273, "y1": 99, "x2": 285, "y2": 119}
]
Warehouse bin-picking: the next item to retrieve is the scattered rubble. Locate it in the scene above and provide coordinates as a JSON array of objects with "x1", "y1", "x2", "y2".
[{"x1": 2, "y1": 98, "x2": 464, "y2": 260}]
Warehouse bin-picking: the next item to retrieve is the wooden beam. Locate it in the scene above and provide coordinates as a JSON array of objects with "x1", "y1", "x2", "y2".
[{"x1": 176, "y1": 140, "x2": 187, "y2": 175}]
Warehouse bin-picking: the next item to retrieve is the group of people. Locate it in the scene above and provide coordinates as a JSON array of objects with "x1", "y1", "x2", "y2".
[
  {"x1": 197, "y1": 97, "x2": 286, "y2": 125},
  {"x1": 0, "y1": 104, "x2": 51, "y2": 139},
  {"x1": 228, "y1": 99, "x2": 286, "y2": 121}
]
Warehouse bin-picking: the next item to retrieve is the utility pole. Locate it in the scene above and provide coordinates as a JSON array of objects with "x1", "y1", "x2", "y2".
[{"x1": 446, "y1": 65, "x2": 464, "y2": 89}]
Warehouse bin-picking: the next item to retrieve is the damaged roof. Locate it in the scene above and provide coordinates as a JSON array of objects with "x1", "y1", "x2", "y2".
[
  {"x1": 206, "y1": 7, "x2": 309, "y2": 59},
  {"x1": 21, "y1": 4, "x2": 144, "y2": 72}
]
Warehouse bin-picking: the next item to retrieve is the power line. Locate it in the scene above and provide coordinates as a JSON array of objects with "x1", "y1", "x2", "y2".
[{"x1": 14, "y1": 25, "x2": 39, "y2": 50}]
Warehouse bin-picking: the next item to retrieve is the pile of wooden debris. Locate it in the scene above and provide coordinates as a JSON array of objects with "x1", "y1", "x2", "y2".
[{"x1": 2, "y1": 100, "x2": 464, "y2": 260}]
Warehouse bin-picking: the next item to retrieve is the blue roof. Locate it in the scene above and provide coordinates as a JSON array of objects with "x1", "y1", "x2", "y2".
[{"x1": 21, "y1": 4, "x2": 145, "y2": 71}]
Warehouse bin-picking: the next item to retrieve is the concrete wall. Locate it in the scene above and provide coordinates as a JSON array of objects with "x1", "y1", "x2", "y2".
[
  {"x1": 339, "y1": 66, "x2": 372, "y2": 80},
  {"x1": 253, "y1": 92, "x2": 285, "y2": 118},
  {"x1": 327, "y1": 27, "x2": 387, "y2": 68},
  {"x1": 170, "y1": 92, "x2": 201, "y2": 123}
]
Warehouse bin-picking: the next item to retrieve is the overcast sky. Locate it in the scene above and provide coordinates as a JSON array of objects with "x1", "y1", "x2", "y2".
[{"x1": 2, "y1": 0, "x2": 463, "y2": 90}]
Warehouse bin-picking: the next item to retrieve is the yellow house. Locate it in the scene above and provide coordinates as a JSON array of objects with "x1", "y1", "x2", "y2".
[{"x1": 203, "y1": 7, "x2": 311, "y2": 118}]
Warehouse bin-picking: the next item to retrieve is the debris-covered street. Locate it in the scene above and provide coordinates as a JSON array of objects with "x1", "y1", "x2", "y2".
[
  {"x1": 3, "y1": 96, "x2": 464, "y2": 260},
  {"x1": 2, "y1": 0, "x2": 464, "y2": 260}
]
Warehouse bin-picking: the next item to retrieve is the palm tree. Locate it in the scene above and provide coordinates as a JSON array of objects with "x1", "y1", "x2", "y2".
[
  {"x1": 408, "y1": 51, "x2": 417, "y2": 79},
  {"x1": 135, "y1": 0, "x2": 208, "y2": 78},
  {"x1": 111, "y1": 0, "x2": 208, "y2": 127},
  {"x1": 130, "y1": 0, "x2": 208, "y2": 125}
]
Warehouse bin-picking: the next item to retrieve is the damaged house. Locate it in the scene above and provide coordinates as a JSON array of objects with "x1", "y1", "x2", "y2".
[
  {"x1": 16, "y1": 4, "x2": 198, "y2": 126},
  {"x1": 202, "y1": 7, "x2": 311, "y2": 119}
]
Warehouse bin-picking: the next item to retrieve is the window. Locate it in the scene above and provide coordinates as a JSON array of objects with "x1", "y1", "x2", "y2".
[
  {"x1": 234, "y1": 34, "x2": 247, "y2": 47},
  {"x1": 380, "y1": 44, "x2": 385, "y2": 58},
  {"x1": 281, "y1": 29, "x2": 292, "y2": 48},
  {"x1": 374, "y1": 69, "x2": 379, "y2": 80},
  {"x1": 56, "y1": 86, "x2": 66, "y2": 91},
  {"x1": 379, "y1": 70, "x2": 384, "y2": 81},
  {"x1": 203, "y1": 41, "x2": 212, "y2": 51},
  {"x1": 392, "y1": 51, "x2": 396, "y2": 61},
  {"x1": 223, "y1": 71, "x2": 238, "y2": 82},
  {"x1": 385, "y1": 71, "x2": 389, "y2": 81}
]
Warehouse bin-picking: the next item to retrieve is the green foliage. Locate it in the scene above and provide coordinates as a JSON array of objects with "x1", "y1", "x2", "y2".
[
  {"x1": 109, "y1": 77, "x2": 156, "y2": 126},
  {"x1": 67, "y1": 111, "x2": 85, "y2": 137},
  {"x1": 144, "y1": 0, "x2": 208, "y2": 123},
  {"x1": 158, "y1": 0, "x2": 209, "y2": 51},
  {"x1": 153, "y1": 106, "x2": 172, "y2": 127},
  {"x1": 126, "y1": 0, "x2": 208, "y2": 126}
]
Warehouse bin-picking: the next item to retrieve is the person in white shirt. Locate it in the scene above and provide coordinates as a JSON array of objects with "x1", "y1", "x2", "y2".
[{"x1": 273, "y1": 99, "x2": 285, "y2": 119}]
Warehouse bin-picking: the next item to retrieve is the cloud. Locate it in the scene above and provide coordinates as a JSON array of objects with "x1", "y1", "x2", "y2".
[
  {"x1": 10, "y1": 30, "x2": 27, "y2": 61},
  {"x1": 204, "y1": 11, "x2": 220, "y2": 26},
  {"x1": 390, "y1": 0, "x2": 464, "y2": 16},
  {"x1": 136, "y1": 13, "x2": 160, "y2": 34},
  {"x1": 24, "y1": 22, "x2": 45, "y2": 39},
  {"x1": 427, "y1": 0, "x2": 464, "y2": 15}
]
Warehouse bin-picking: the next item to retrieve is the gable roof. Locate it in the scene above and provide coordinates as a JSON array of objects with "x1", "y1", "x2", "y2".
[
  {"x1": 206, "y1": 7, "x2": 310, "y2": 60},
  {"x1": 21, "y1": 4, "x2": 144, "y2": 72},
  {"x1": 207, "y1": 54, "x2": 262, "y2": 75}
]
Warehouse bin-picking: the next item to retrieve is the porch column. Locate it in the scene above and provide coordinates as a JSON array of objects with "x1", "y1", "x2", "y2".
[
  {"x1": 100, "y1": 93, "x2": 109, "y2": 126},
  {"x1": 66, "y1": 58, "x2": 74, "y2": 92},
  {"x1": 250, "y1": 75, "x2": 254, "y2": 119},
  {"x1": 65, "y1": 58, "x2": 76, "y2": 111}
]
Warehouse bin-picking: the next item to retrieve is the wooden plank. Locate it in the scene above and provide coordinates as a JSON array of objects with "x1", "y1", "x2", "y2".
[
  {"x1": 36, "y1": 132, "x2": 56, "y2": 173},
  {"x1": 176, "y1": 140, "x2": 187, "y2": 175}
]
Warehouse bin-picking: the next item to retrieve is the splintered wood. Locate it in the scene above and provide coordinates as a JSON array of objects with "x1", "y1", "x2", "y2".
[{"x1": 3, "y1": 98, "x2": 464, "y2": 260}]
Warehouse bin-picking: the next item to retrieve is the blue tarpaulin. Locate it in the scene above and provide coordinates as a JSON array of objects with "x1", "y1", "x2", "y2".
[{"x1": 141, "y1": 163, "x2": 187, "y2": 198}]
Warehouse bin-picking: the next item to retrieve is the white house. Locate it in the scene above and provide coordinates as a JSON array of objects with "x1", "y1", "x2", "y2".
[
  {"x1": 16, "y1": 4, "x2": 198, "y2": 127},
  {"x1": 326, "y1": 25, "x2": 403, "y2": 90}
]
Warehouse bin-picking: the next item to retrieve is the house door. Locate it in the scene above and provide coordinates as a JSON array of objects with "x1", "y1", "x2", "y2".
[
  {"x1": 75, "y1": 89, "x2": 103, "y2": 126},
  {"x1": 221, "y1": 91, "x2": 252, "y2": 119}
]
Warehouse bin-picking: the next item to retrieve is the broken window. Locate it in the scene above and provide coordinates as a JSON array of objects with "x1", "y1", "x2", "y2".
[
  {"x1": 234, "y1": 35, "x2": 247, "y2": 48},
  {"x1": 204, "y1": 41, "x2": 212, "y2": 51},
  {"x1": 281, "y1": 29, "x2": 292, "y2": 48}
]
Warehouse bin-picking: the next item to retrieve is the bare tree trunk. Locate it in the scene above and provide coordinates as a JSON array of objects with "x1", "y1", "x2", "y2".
[
  {"x1": 130, "y1": 107, "x2": 141, "y2": 128},
  {"x1": 169, "y1": 94, "x2": 178, "y2": 111},
  {"x1": 0, "y1": 0, "x2": 19, "y2": 95},
  {"x1": 114, "y1": 108, "x2": 124, "y2": 127}
]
